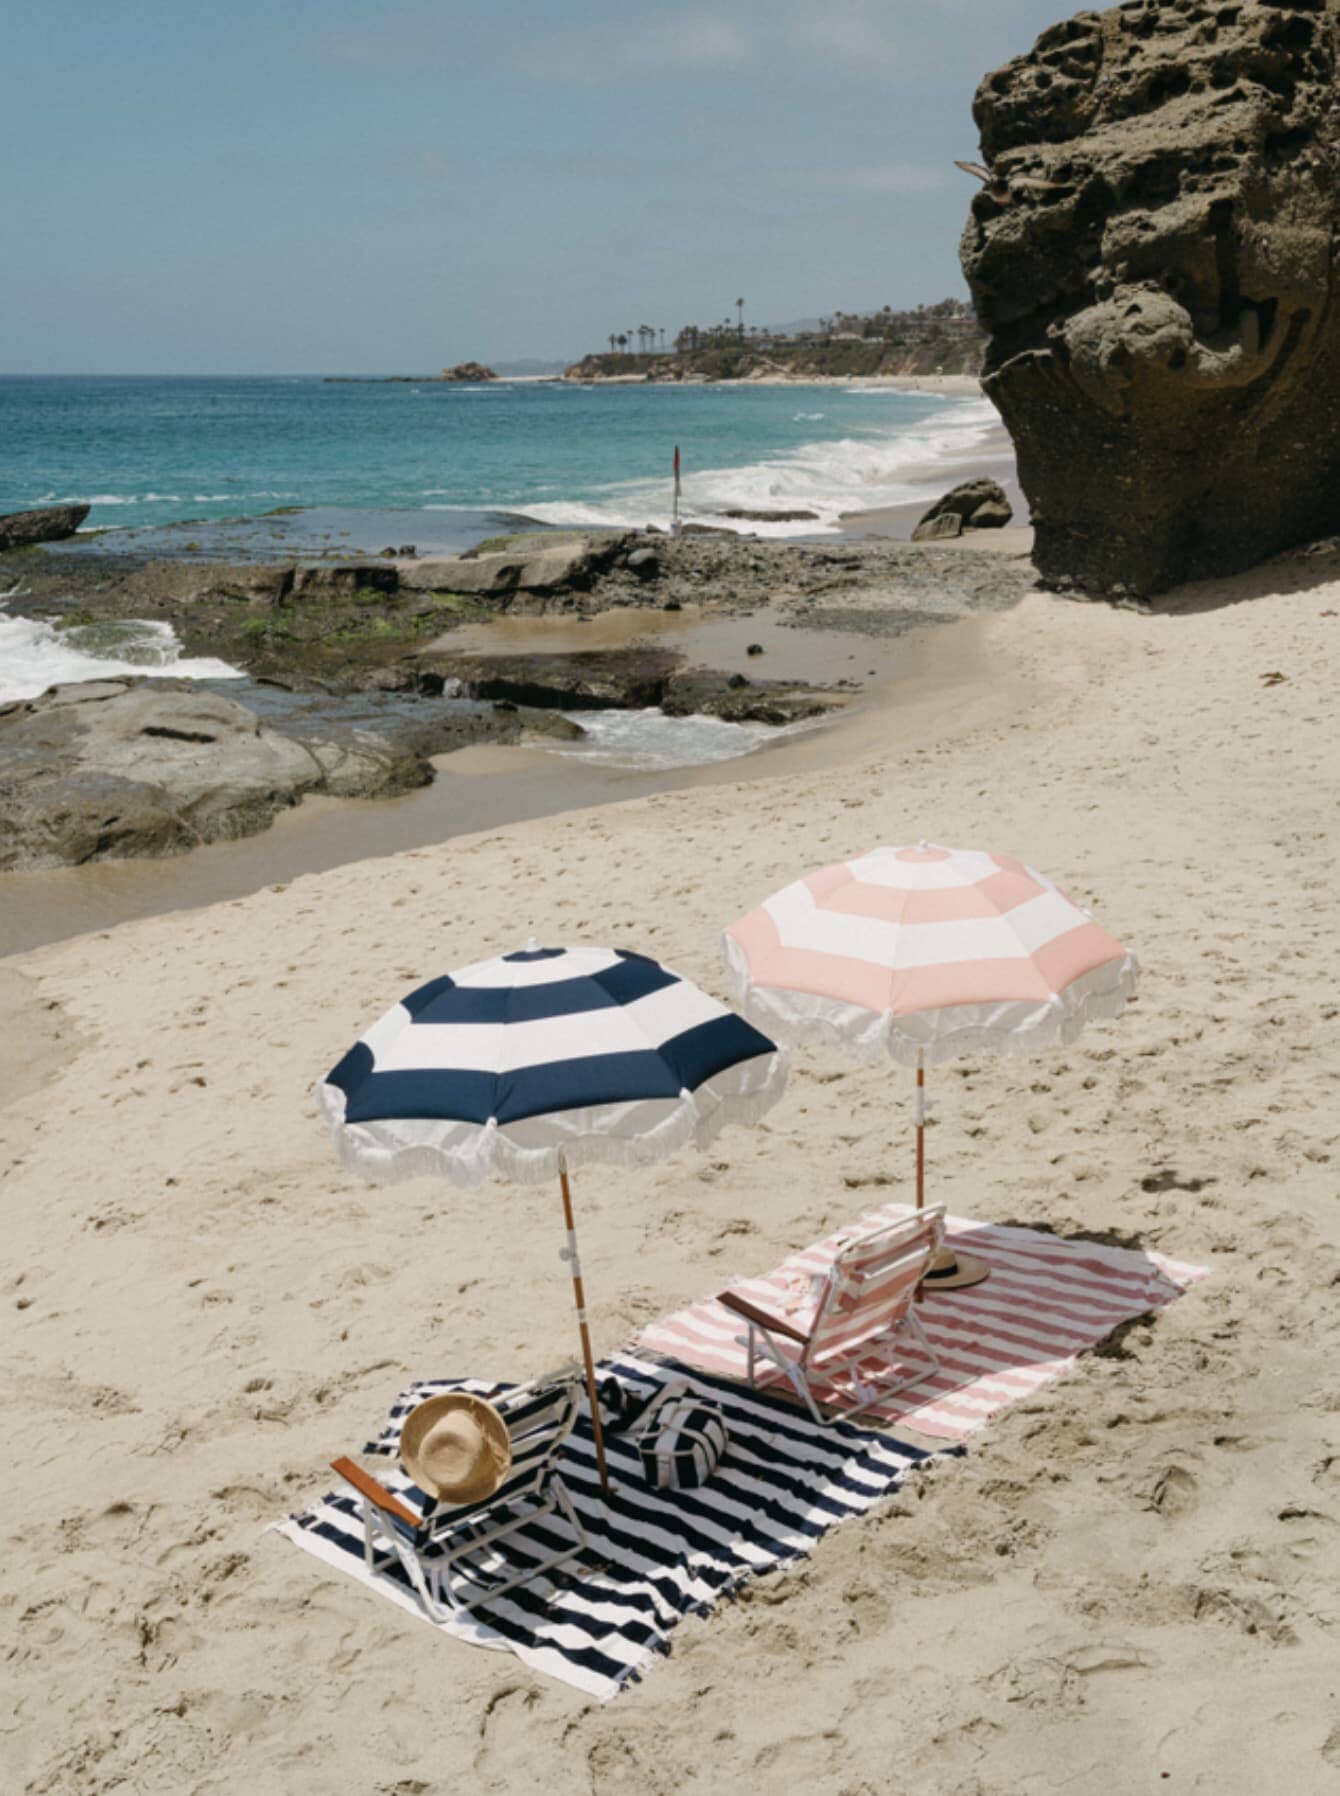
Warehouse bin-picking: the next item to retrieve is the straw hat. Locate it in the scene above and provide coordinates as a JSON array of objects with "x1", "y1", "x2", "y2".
[
  {"x1": 922, "y1": 1249, "x2": 990, "y2": 1292},
  {"x1": 400, "y1": 1393, "x2": 512, "y2": 1505}
]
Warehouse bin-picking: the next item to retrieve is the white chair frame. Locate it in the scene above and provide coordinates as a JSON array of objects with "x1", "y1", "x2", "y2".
[
  {"x1": 333, "y1": 1375, "x2": 589, "y2": 1620},
  {"x1": 719, "y1": 1207, "x2": 946, "y2": 1425}
]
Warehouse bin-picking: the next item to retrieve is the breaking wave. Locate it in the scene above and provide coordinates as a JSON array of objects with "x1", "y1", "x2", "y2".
[
  {"x1": 519, "y1": 394, "x2": 1001, "y2": 538},
  {"x1": 0, "y1": 615, "x2": 242, "y2": 704},
  {"x1": 548, "y1": 707, "x2": 811, "y2": 770}
]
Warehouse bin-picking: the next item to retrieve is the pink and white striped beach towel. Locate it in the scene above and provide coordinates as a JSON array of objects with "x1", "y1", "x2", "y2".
[{"x1": 635, "y1": 1203, "x2": 1208, "y2": 1442}]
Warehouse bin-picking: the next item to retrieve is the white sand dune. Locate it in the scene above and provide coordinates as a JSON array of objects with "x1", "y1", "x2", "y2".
[{"x1": 4, "y1": 551, "x2": 1339, "y2": 1793}]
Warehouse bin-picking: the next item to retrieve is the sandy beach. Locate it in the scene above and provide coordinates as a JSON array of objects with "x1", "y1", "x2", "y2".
[{"x1": 5, "y1": 539, "x2": 1339, "y2": 1792}]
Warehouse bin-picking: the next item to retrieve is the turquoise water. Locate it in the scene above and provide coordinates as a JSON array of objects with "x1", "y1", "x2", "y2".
[{"x1": 0, "y1": 374, "x2": 998, "y2": 543}]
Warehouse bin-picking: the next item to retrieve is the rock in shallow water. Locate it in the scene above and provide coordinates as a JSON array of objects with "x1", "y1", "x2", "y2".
[
  {"x1": 412, "y1": 649, "x2": 682, "y2": 710},
  {"x1": 913, "y1": 478, "x2": 1013, "y2": 541},
  {"x1": 720, "y1": 507, "x2": 820, "y2": 523},
  {"x1": 0, "y1": 504, "x2": 91, "y2": 550},
  {"x1": 0, "y1": 680, "x2": 438, "y2": 870},
  {"x1": 961, "y1": 0, "x2": 1340, "y2": 596},
  {"x1": 912, "y1": 512, "x2": 965, "y2": 543}
]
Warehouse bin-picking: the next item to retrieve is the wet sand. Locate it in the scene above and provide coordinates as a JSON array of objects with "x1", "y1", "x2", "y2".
[{"x1": 435, "y1": 599, "x2": 908, "y2": 683}]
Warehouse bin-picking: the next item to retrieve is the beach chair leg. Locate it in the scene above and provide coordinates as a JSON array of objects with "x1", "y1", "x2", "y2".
[
  {"x1": 361, "y1": 1496, "x2": 404, "y2": 1580},
  {"x1": 416, "y1": 1553, "x2": 464, "y2": 1623},
  {"x1": 552, "y1": 1475, "x2": 590, "y2": 1558},
  {"x1": 360, "y1": 1497, "x2": 377, "y2": 1573},
  {"x1": 377, "y1": 1530, "x2": 453, "y2": 1622},
  {"x1": 785, "y1": 1358, "x2": 828, "y2": 1425},
  {"x1": 355, "y1": 1494, "x2": 454, "y2": 1621},
  {"x1": 430, "y1": 1481, "x2": 590, "y2": 1616},
  {"x1": 906, "y1": 1308, "x2": 940, "y2": 1377}
]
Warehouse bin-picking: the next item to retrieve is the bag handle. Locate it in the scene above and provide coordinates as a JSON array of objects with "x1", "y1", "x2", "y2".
[{"x1": 632, "y1": 1379, "x2": 693, "y2": 1443}]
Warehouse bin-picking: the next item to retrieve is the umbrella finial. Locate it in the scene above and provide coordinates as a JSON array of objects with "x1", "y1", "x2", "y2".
[{"x1": 527, "y1": 935, "x2": 539, "y2": 952}]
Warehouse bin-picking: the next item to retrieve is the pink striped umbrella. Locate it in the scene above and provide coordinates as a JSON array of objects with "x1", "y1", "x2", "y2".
[{"x1": 722, "y1": 843, "x2": 1137, "y2": 1289}]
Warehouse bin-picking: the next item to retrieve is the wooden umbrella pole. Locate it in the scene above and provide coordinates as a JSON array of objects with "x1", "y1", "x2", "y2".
[
  {"x1": 914, "y1": 1057, "x2": 932, "y2": 1301},
  {"x1": 915, "y1": 1060, "x2": 926, "y2": 1210},
  {"x1": 914, "y1": 1054, "x2": 989, "y2": 1290},
  {"x1": 558, "y1": 1155, "x2": 611, "y2": 1496}
]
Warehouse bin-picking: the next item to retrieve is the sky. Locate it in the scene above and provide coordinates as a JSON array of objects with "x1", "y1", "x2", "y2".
[{"x1": 4, "y1": 0, "x2": 1070, "y2": 374}]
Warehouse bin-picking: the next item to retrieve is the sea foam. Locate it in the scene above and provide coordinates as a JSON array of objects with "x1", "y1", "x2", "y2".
[
  {"x1": 0, "y1": 615, "x2": 242, "y2": 704},
  {"x1": 549, "y1": 707, "x2": 808, "y2": 770},
  {"x1": 519, "y1": 393, "x2": 1001, "y2": 538}
]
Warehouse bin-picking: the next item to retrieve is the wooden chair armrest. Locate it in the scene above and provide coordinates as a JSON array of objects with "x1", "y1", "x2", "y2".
[
  {"x1": 717, "y1": 1289, "x2": 808, "y2": 1343},
  {"x1": 331, "y1": 1456, "x2": 422, "y2": 1529}
]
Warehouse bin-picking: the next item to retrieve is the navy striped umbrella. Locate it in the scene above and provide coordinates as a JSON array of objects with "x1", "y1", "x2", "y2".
[{"x1": 320, "y1": 944, "x2": 786, "y2": 1490}]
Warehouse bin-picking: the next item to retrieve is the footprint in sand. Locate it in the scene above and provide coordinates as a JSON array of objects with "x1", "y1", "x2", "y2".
[{"x1": 1148, "y1": 1464, "x2": 1200, "y2": 1518}]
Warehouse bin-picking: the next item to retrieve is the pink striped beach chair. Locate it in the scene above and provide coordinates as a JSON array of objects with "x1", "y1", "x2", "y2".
[{"x1": 716, "y1": 1207, "x2": 945, "y2": 1424}]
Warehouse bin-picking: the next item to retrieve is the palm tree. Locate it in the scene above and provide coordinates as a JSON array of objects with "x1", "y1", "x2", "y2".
[
  {"x1": 617, "y1": 334, "x2": 628, "y2": 352},
  {"x1": 608, "y1": 334, "x2": 617, "y2": 354},
  {"x1": 735, "y1": 297, "x2": 745, "y2": 338}
]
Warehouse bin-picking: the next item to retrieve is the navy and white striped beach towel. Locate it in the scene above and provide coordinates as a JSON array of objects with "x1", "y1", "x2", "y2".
[{"x1": 277, "y1": 1355, "x2": 943, "y2": 1700}]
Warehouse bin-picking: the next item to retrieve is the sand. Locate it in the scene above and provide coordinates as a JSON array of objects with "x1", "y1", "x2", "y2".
[{"x1": 5, "y1": 548, "x2": 1340, "y2": 1793}]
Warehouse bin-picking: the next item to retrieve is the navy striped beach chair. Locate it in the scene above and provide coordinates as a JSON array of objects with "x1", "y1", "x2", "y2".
[{"x1": 331, "y1": 1375, "x2": 587, "y2": 1620}]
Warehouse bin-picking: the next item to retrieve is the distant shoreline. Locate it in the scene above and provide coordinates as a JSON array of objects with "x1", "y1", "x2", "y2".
[
  {"x1": 565, "y1": 372, "x2": 985, "y2": 394},
  {"x1": 318, "y1": 373, "x2": 984, "y2": 394}
]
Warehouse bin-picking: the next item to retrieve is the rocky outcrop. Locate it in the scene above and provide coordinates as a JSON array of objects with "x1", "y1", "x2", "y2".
[
  {"x1": 721, "y1": 507, "x2": 821, "y2": 524},
  {"x1": 0, "y1": 680, "x2": 440, "y2": 870},
  {"x1": 440, "y1": 362, "x2": 498, "y2": 381},
  {"x1": 961, "y1": 0, "x2": 1340, "y2": 596},
  {"x1": 912, "y1": 479, "x2": 1013, "y2": 541},
  {"x1": 412, "y1": 649, "x2": 683, "y2": 710},
  {"x1": 409, "y1": 648, "x2": 842, "y2": 724},
  {"x1": 289, "y1": 564, "x2": 399, "y2": 600},
  {"x1": 401, "y1": 534, "x2": 624, "y2": 600},
  {"x1": 0, "y1": 504, "x2": 90, "y2": 550},
  {"x1": 562, "y1": 330, "x2": 987, "y2": 382},
  {"x1": 7, "y1": 532, "x2": 1039, "y2": 702},
  {"x1": 660, "y1": 669, "x2": 837, "y2": 726}
]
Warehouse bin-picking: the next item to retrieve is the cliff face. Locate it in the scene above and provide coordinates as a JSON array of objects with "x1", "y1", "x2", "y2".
[
  {"x1": 564, "y1": 333, "x2": 984, "y2": 383},
  {"x1": 961, "y1": 0, "x2": 1340, "y2": 595}
]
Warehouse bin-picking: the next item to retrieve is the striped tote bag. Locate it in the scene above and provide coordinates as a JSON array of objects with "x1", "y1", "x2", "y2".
[{"x1": 635, "y1": 1381, "x2": 729, "y2": 1490}]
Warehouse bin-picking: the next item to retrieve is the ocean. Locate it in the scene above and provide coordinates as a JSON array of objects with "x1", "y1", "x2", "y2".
[
  {"x1": 0, "y1": 373, "x2": 1012, "y2": 944},
  {"x1": 0, "y1": 373, "x2": 998, "y2": 543},
  {"x1": 0, "y1": 373, "x2": 1003, "y2": 716}
]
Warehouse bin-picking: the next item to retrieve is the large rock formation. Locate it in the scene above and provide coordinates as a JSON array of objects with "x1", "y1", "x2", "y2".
[
  {"x1": 961, "y1": 1, "x2": 1340, "y2": 595},
  {"x1": 0, "y1": 503, "x2": 90, "y2": 550}
]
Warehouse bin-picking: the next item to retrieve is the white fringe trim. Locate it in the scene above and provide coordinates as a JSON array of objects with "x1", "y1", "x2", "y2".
[
  {"x1": 720, "y1": 934, "x2": 1139, "y2": 1068},
  {"x1": 318, "y1": 1052, "x2": 789, "y2": 1189}
]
